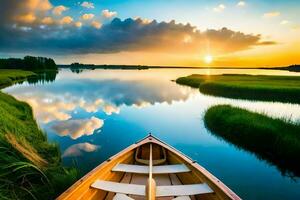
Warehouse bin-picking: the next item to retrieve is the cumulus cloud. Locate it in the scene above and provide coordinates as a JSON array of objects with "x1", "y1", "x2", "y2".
[
  {"x1": 0, "y1": 1, "x2": 275, "y2": 55},
  {"x1": 103, "y1": 105, "x2": 120, "y2": 115},
  {"x1": 280, "y1": 20, "x2": 290, "y2": 25},
  {"x1": 52, "y1": 117, "x2": 104, "y2": 139},
  {"x1": 0, "y1": 0, "x2": 52, "y2": 24},
  {"x1": 81, "y1": 13, "x2": 94, "y2": 20},
  {"x1": 52, "y1": 5, "x2": 68, "y2": 15},
  {"x1": 60, "y1": 16, "x2": 73, "y2": 24},
  {"x1": 263, "y1": 11, "x2": 281, "y2": 18},
  {"x1": 102, "y1": 9, "x2": 117, "y2": 18},
  {"x1": 41, "y1": 16, "x2": 54, "y2": 25},
  {"x1": 81, "y1": 1, "x2": 95, "y2": 9},
  {"x1": 79, "y1": 99, "x2": 103, "y2": 112},
  {"x1": 237, "y1": 1, "x2": 246, "y2": 7},
  {"x1": 75, "y1": 21, "x2": 82, "y2": 28},
  {"x1": 134, "y1": 17, "x2": 153, "y2": 24},
  {"x1": 213, "y1": 4, "x2": 226, "y2": 12},
  {"x1": 91, "y1": 21, "x2": 102, "y2": 29},
  {"x1": 17, "y1": 96, "x2": 75, "y2": 123},
  {"x1": 62, "y1": 143, "x2": 99, "y2": 157}
]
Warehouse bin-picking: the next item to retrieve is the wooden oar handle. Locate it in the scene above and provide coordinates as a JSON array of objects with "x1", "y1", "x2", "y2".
[{"x1": 146, "y1": 178, "x2": 156, "y2": 200}]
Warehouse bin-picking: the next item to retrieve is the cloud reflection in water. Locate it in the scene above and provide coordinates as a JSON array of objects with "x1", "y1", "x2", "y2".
[
  {"x1": 62, "y1": 143, "x2": 100, "y2": 157},
  {"x1": 5, "y1": 76, "x2": 192, "y2": 139},
  {"x1": 52, "y1": 117, "x2": 104, "y2": 139}
]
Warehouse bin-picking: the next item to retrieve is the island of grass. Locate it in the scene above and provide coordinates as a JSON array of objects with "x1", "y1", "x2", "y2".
[
  {"x1": 176, "y1": 74, "x2": 300, "y2": 104},
  {"x1": 204, "y1": 105, "x2": 300, "y2": 176},
  {"x1": 0, "y1": 69, "x2": 77, "y2": 199}
]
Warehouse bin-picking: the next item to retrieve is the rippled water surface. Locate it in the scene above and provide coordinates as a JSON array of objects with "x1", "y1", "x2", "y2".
[{"x1": 4, "y1": 68, "x2": 300, "y2": 200}]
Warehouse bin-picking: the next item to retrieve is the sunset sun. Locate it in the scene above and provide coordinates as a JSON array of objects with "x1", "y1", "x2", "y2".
[{"x1": 204, "y1": 55, "x2": 213, "y2": 64}]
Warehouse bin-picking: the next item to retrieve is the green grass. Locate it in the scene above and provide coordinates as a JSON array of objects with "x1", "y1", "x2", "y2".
[
  {"x1": 176, "y1": 74, "x2": 300, "y2": 103},
  {"x1": 0, "y1": 70, "x2": 36, "y2": 89},
  {"x1": 204, "y1": 105, "x2": 300, "y2": 177},
  {"x1": 0, "y1": 70, "x2": 78, "y2": 199}
]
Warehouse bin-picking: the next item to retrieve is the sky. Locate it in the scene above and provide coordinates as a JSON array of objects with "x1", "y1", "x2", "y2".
[{"x1": 0, "y1": 0, "x2": 299, "y2": 67}]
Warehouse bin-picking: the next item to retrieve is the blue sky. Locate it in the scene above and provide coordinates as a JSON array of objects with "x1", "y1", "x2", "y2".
[{"x1": 0, "y1": 0, "x2": 299, "y2": 66}]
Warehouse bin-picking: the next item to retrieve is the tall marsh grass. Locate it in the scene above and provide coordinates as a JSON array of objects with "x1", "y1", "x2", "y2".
[
  {"x1": 0, "y1": 70, "x2": 78, "y2": 199},
  {"x1": 204, "y1": 105, "x2": 300, "y2": 177},
  {"x1": 176, "y1": 74, "x2": 300, "y2": 103}
]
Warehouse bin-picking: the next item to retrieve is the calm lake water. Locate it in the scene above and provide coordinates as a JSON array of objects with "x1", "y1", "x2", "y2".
[{"x1": 4, "y1": 68, "x2": 300, "y2": 200}]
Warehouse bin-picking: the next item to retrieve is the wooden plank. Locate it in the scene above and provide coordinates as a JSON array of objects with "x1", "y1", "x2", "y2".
[
  {"x1": 153, "y1": 164, "x2": 190, "y2": 174},
  {"x1": 154, "y1": 174, "x2": 173, "y2": 200},
  {"x1": 113, "y1": 193, "x2": 135, "y2": 200},
  {"x1": 172, "y1": 197, "x2": 191, "y2": 200},
  {"x1": 156, "y1": 184, "x2": 213, "y2": 197},
  {"x1": 169, "y1": 174, "x2": 181, "y2": 185},
  {"x1": 112, "y1": 164, "x2": 190, "y2": 174},
  {"x1": 105, "y1": 173, "x2": 133, "y2": 200},
  {"x1": 112, "y1": 164, "x2": 148, "y2": 174},
  {"x1": 91, "y1": 180, "x2": 146, "y2": 196},
  {"x1": 147, "y1": 143, "x2": 155, "y2": 200},
  {"x1": 58, "y1": 149, "x2": 135, "y2": 200}
]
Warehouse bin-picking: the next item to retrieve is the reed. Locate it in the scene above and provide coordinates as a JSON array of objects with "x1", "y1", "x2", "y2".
[
  {"x1": 0, "y1": 70, "x2": 78, "y2": 199},
  {"x1": 204, "y1": 105, "x2": 300, "y2": 177},
  {"x1": 176, "y1": 74, "x2": 300, "y2": 103}
]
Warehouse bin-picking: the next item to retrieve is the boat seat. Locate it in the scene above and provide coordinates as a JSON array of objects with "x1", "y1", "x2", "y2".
[
  {"x1": 112, "y1": 164, "x2": 190, "y2": 174},
  {"x1": 91, "y1": 180, "x2": 146, "y2": 196},
  {"x1": 91, "y1": 180, "x2": 213, "y2": 197},
  {"x1": 172, "y1": 196, "x2": 191, "y2": 200},
  {"x1": 112, "y1": 193, "x2": 191, "y2": 200},
  {"x1": 113, "y1": 193, "x2": 134, "y2": 200},
  {"x1": 156, "y1": 183, "x2": 214, "y2": 197}
]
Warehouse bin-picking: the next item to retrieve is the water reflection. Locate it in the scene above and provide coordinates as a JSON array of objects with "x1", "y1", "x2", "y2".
[
  {"x1": 52, "y1": 117, "x2": 103, "y2": 139},
  {"x1": 27, "y1": 71, "x2": 58, "y2": 84},
  {"x1": 5, "y1": 75, "x2": 192, "y2": 140},
  {"x1": 3, "y1": 69, "x2": 300, "y2": 200},
  {"x1": 62, "y1": 142, "x2": 100, "y2": 158}
]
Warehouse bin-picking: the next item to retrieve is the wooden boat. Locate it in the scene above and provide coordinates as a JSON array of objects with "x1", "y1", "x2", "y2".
[{"x1": 57, "y1": 135, "x2": 241, "y2": 200}]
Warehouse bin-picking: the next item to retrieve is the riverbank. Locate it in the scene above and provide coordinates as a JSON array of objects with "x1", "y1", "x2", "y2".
[
  {"x1": 204, "y1": 105, "x2": 300, "y2": 176},
  {"x1": 176, "y1": 74, "x2": 300, "y2": 103},
  {"x1": 0, "y1": 69, "x2": 36, "y2": 88},
  {"x1": 0, "y1": 70, "x2": 77, "y2": 199}
]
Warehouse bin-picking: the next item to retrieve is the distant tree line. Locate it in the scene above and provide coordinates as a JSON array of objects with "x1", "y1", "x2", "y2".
[
  {"x1": 0, "y1": 56, "x2": 57, "y2": 71},
  {"x1": 70, "y1": 62, "x2": 148, "y2": 70}
]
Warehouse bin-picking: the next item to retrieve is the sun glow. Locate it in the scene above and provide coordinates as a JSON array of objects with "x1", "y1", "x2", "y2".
[{"x1": 204, "y1": 55, "x2": 213, "y2": 64}]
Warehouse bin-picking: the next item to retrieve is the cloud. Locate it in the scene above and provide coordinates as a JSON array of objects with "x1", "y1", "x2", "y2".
[
  {"x1": 280, "y1": 20, "x2": 290, "y2": 25},
  {"x1": 52, "y1": 117, "x2": 104, "y2": 139},
  {"x1": 15, "y1": 13, "x2": 37, "y2": 23},
  {"x1": 0, "y1": 1, "x2": 275, "y2": 56},
  {"x1": 91, "y1": 21, "x2": 102, "y2": 29},
  {"x1": 81, "y1": 13, "x2": 94, "y2": 20},
  {"x1": 60, "y1": 16, "x2": 73, "y2": 24},
  {"x1": 81, "y1": 1, "x2": 94, "y2": 9},
  {"x1": 213, "y1": 4, "x2": 226, "y2": 12},
  {"x1": 79, "y1": 99, "x2": 103, "y2": 112},
  {"x1": 103, "y1": 105, "x2": 120, "y2": 115},
  {"x1": 237, "y1": 1, "x2": 246, "y2": 7},
  {"x1": 134, "y1": 17, "x2": 153, "y2": 24},
  {"x1": 41, "y1": 16, "x2": 54, "y2": 25},
  {"x1": 102, "y1": 9, "x2": 117, "y2": 18},
  {"x1": 52, "y1": 5, "x2": 68, "y2": 15},
  {"x1": 263, "y1": 12, "x2": 281, "y2": 18},
  {"x1": 75, "y1": 21, "x2": 82, "y2": 28},
  {"x1": 62, "y1": 143, "x2": 99, "y2": 157},
  {"x1": 17, "y1": 96, "x2": 75, "y2": 123}
]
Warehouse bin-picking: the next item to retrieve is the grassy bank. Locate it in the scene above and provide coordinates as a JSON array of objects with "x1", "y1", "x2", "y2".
[
  {"x1": 0, "y1": 70, "x2": 77, "y2": 199},
  {"x1": 204, "y1": 105, "x2": 300, "y2": 176},
  {"x1": 176, "y1": 74, "x2": 300, "y2": 103},
  {"x1": 0, "y1": 69, "x2": 36, "y2": 89}
]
